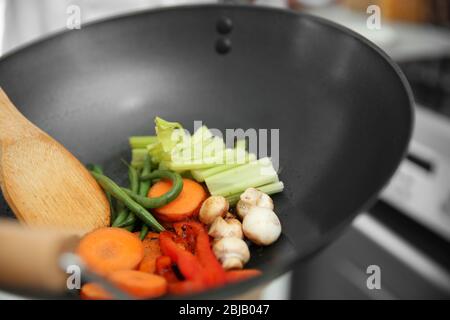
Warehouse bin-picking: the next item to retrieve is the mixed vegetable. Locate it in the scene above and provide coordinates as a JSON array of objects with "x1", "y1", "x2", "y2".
[{"x1": 79, "y1": 117, "x2": 284, "y2": 299}]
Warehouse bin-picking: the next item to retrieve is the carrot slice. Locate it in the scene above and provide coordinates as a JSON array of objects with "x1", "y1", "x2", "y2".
[
  {"x1": 108, "y1": 270, "x2": 167, "y2": 299},
  {"x1": 225, "y1": 269, "x2": 262, "y2": 284},
  {"x1": 80, "y1": 283, "x2": 112, "y2": 300},
  {"x1": 77, "y1": 227, "x2": 144, "y2": 276},
  {"x1": 138, "y1": 232, "x2": 162, "y2": 273},
  {"x1": 148, "y1": 178, "x2": 207, "y2": 222}
]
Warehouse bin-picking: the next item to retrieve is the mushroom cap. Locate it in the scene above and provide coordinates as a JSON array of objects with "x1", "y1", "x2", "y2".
[
  {"x1": 213, "y1": 237, "x2": 250, "y2": 270},
  {"x1": 199, "y1": 195, "x2": 229, "y2": 225},
  {"x1": 209, "y1": 216, "x2": 243, "y2": 240},
  {"x1": 236, "y1": 200, "x2": 253, "y2": 219},
  {"x1": 236, "y1": 188, "x2": 274, "y2": 219},
  {"x1": 242, "y1": 207, "x2": 281, "y2": 246}
]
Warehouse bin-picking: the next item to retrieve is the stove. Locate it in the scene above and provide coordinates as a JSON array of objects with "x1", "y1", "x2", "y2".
[{"x1": 289, "y1": 6, "x2": 450, "y2": 300}]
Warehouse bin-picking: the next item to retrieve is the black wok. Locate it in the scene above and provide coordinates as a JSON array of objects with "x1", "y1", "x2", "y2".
[{"x1": 0, "y1": 4, "x2": 413, "y2": 299}]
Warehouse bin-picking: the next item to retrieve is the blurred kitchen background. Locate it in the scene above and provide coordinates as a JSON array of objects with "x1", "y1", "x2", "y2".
[{"x1": 0, "y1": 0, "x2": 449, "y2": 299}]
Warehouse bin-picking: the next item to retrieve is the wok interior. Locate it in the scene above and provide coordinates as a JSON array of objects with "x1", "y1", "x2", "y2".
[{"x1": 0, "y1": 6, "x2": 412, "y2": 294}]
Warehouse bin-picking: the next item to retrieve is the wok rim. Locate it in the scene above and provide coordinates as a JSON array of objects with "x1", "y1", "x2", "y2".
[{"x1": 0, "y1": 4, "x2": 414, "y2": 300}]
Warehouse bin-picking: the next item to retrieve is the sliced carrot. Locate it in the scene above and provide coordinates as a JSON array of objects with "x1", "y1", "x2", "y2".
[
  {"x1": 80, "y1": 283, "x2": 112, "y2": 300},
  {"x1": 139, "y1": 254, "x2": 159, "y2": 274},
  {"x1": 225, "y1": 269, "x2": 262, "y2": 284},
  {"x1": 77, "y1": 227, "x2": 144, "y2": 276},
  {"x1": 148, "y1": 178, "x2": 207, "y2": 222},
  {"x1": 138, "y1": 232, "x2": 162, "y2": 273},
  {"x1": 108, "y1": 270, "x2": 167, "y2": 299}
]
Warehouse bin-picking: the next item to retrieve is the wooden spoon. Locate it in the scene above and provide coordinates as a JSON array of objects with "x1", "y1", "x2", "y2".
[
  {"x1": 0, "y1": 219, "x2": 130, "y2": 299},
  {"x1": 0, "y1": 88, "x2": 109, "y2": 232}
]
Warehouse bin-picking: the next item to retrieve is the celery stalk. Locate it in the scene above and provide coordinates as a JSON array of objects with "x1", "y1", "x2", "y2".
[
  {"x1": 177, "y1": 140, "x2": 250, "y2": 182},
  {"x1": 131, "y1": 148, "x2": 148, "y2": 168},
  {"x1": 129, "y1": 136, "x2": 157, "y2": 149},
  {"x1": 155, "y1": 117, "x2": 184, "y2": 153},
  {"x1": 201, "y1": 136, "x2": 226, "y2": 159},
  {"x1": 169, "y1": 140, "x2": 245, "y2": 172},
  {"x1": 158, "y1": 161, "x2": 171, "y2": 171},
  {"x1": 169, "y1": 156, "x2": 221, "y2": 171},
  {"x1": 191, "y1": 152, "x2": 256, "y2": 182},
  {"x1": 225, "y1": 181, "x2": 284, "y2": 205},
  {"x1": 205, "y1": 158, "x2": 278, "y2": 197},
  {"x1": 171, "y1": 135, "x2": 224, "y2": 164},
  {"x1": 191, "y1": 125, "x2": 213, "y2": 145},
  {"x1": 146, "y1": 142, "x2": 165, "y2": 163},
  {"x1": 235, "y1": 139, "x2": 246, "y2": 150}
]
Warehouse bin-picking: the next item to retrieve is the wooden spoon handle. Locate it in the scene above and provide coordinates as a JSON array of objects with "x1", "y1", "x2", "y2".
[
  {"x1": 0, "y1": 88, "x2": 36, "y2": 141},
  {"x1": 0, "y1": 219, "x2": 79, "y2": 294}
]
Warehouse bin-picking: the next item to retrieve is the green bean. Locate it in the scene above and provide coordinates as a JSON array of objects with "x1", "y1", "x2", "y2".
[
  {"x1": 122, "y1": 185, "x2": 182, "y2": 209},
  {"x1": 121, "y1": 160, "x2": 140, "y2": 229},
  {"x1": 121, "y1": 159, "x2": 140, "y2": 193},
  {"x1": 139, "y1": 155, "x2": 153, "y2": 197},
  {"x1": 115, "y1": 212, "x2": 136, "y2": 228},
  {"x1": 90, "y1": 171, "x2": 165, "y2": 232},
  {"x1": 124, "y1": 225, "x2": 134, "y2": 232},
  {"x1": 137, "y1": 155, "x2": 153, "y2": 240},
  {"x1": 139, "y1": 225, "x2": 149, "y2": 240},
  {"x1": 87, "y1": 163, "x2": 116, "y2": 221},
  {"x1": 124, "y1": 170, "x2": 182, "y2": 209},
  {"x1": 112, "y1": 203, "x2": 128, "y2": 227},
  {"x1": 86, "y1": 163, "x2": 101, "y2": 173}
]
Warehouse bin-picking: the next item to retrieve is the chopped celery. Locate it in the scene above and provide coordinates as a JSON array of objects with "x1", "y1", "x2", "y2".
[
  {"x1": 171, "y1": 134, "x2": 224, "y2": 164},
  {"x1": 155, "y1": 117, "x2": 185, "y2": 153},
  {"x1": 146, "y1": 141, "x2": 166, "y2": 163},
  {"x1": 225, "y1": 181, "x2": 285, "y2": 205},
  {"x1": 191, "y1": 152, "x2": 256, "y2": 182},
  {"x1": 169, "y1": 139, "x2": 244, "y2": 172},
  {"x1": 169, "y1": 153, "x2": 226, "y2": 171},
  {"x1": 151, "y1": 123, "x2": 222, "y2": 166},
  {"x1": 158, "y1": 161, "x2": 171, "y2": 171},
  {"x1": 181, "y1": 138, "x2": 245, "y2": 169},
  {"x1": 131, "y1": 148, "x2": 148, "y2": 168},
  {"x1": 128, "y1": 118, "x2": 284, "y2": 202},
  {"x1": 235, "y1": 138, "x2": 246, "y2": 150},
  {"x1": 205, "y1": 158, "x2": 278, "y2": 197},
  {"x1": 191, "y1": 125, "x2": 213, "y2": 145},
  {"x1": 129, "y1": 136, "x2": 157, "y2": 149},
  {"x1": 202, "y1": 136, "x2": 226, "y2": 159}
]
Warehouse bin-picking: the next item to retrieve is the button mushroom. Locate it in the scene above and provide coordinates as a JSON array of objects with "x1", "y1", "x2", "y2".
[
  {"x1": 242, "y1": 206, "x2": 281, "y2": 246},
  {"x1": 212, "y1": 237, "x2": 250, "y2": 270},
  {"x1": 199, "y1": 195, "x2": 229, "y2": 225},
  {"x1": 209, "y1": 215, "x2": 243, "y2": 240},
  {"x1": 236, "y1": 188, "x2": 274, "y2": 219}
]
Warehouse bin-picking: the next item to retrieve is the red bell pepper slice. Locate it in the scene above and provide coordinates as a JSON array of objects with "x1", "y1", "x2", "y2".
[
  {"x1": 174, "y1": 221, "x2": 227, "y2": 287},
  {"x1": 225, "y1": 269, "x2": 262, "y2": 284},
  {"x1": 159, "y1": 231, "x2": 206, "y2": 284},
  {"x1": 155, "y1": 255, "x2": 179, "y2": 284}
]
